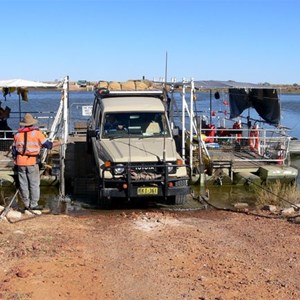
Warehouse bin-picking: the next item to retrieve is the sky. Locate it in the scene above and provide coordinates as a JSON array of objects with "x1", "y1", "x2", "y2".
[{"x1": 1, "y1": 0, "x2": 299, "y2": 84}]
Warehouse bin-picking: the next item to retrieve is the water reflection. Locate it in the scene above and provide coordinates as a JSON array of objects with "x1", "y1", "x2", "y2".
[{"x1": 195, "y1": 184, "x2": 257, "y2": 209}]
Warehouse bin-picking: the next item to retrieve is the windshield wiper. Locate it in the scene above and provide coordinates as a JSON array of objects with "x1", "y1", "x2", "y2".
[{"x1": 108, "y1": 135, "x2": 127, "y2": 140}]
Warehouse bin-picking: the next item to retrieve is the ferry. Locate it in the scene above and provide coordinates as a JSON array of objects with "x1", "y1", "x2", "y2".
[{"x1": 166, "y1": 79, "x2": 298, "y2": 186}]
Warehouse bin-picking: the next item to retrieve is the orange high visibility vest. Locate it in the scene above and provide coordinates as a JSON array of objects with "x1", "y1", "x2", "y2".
[{"x1": 14, "y1": 129, "x2": 47, "y2": 166}]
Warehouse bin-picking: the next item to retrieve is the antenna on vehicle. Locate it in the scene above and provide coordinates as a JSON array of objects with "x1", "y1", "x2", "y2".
[
  {"x1": 162, "y1": 51, "x2": 169, "y2": 163},
  {"x1": 128, "y1": 117, "x2": 131, "y2": 168},
  {"x1": 164, "y1": 51, "x2": 168, "y2": 86},
  {"x1": 162, "y1": 112, "x2": 167, "y2": 163}
]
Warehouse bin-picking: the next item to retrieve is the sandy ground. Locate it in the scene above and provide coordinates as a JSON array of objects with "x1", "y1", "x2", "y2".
[{"x1": 0, "y1": 206, "x2": 299, "y2": 300}]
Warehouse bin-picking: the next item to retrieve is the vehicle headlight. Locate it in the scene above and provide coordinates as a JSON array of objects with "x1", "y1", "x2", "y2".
[
  {"x1": 167, "y1": 162, "x2": 176, "y2": 174},
  {"x1": 114, "y1": 164, "x2": 125, "y2": 175}
]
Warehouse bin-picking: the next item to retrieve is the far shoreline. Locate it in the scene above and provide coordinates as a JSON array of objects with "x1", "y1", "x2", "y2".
[{"x1": 67, "y1": 82, "x2": 300, "y2": 94}]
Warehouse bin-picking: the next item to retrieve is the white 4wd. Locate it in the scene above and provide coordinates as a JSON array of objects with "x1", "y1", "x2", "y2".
[{"x1": 87, "y1": 89, "x2": 190, "y2": 208}]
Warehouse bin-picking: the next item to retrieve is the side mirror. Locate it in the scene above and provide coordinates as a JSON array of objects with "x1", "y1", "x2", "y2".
[{"x1": 88, "y1": 129, "x2": 100, "y2": 139}]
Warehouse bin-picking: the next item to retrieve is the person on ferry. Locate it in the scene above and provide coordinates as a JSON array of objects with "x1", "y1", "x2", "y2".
[
  {"x1": 12, "y1": 113, "x2": 60, "y2": 211},
  {"x1": 249, "y1": 123, "x2": 260, "y2": 154},
  {"x1": 0, "y1": 104, "x2": 11, "y2": 127},
  {"x1": 232, "y1": 119, "x2": 242, "y2": 143}
]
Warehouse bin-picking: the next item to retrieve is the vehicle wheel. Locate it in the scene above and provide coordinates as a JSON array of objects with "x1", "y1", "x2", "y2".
[
  {"x1": 171, "y1": 180, "x2": 188, "y2": 205},
  {"x1": 167, "y1": 194, "x2": 186, "y2": 205},
  {"x1": 175, "y1": 194, "x2": 186, "y2": 205},
  {"x1": 98, "y1": 190, "x2": 112, "y2": 209}
]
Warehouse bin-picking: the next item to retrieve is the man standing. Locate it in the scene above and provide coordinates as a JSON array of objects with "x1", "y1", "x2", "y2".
[{"x1": 12, "y1": 113, "x2": 60, "y2": 210}]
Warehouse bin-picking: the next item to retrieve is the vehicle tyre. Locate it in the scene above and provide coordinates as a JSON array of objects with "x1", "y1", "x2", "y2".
[
  {"x1": 168, "y1": 194, "x2": 186, "y2": 205},
  {"x1": 171, "y1": 180, "x2": 188, "y2": 205},
  {"x1": 175, "y1": 194, "x2": 186, "y2": 205}
]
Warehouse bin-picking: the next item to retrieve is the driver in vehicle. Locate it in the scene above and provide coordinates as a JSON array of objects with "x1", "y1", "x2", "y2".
[
  {"x1": 104, "y1": 115, "x2": 118, "y2": 131},
  {"x1": 104, "y1": 114, "x2": 126, "y2": 133}
]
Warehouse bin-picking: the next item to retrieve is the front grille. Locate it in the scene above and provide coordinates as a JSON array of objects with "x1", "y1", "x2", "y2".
[
  {"x1": 129, "y1": 163, "x2": 163, "y2": 181},
  {"x1": 130, "y1": 170, "x2": 162, "y2": 180}
]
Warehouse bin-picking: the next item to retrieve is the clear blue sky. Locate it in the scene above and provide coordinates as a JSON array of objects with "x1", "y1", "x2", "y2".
[{"x1": 1, "y1": 0, "x2": 299, "y2": 84}]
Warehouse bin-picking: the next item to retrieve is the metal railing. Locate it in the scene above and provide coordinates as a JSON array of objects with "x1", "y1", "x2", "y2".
[{"x1": 194, "y1": 127, "x2": 291, "y2": 165}]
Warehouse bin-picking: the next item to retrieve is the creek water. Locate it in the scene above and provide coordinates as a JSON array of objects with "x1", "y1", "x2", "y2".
[{"x1": 1, "y1": 91, "x2": 300, "y2": 209}]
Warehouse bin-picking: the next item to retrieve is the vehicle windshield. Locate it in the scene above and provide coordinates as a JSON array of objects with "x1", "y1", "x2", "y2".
[{"x1": 102, "y1": 112, "x2": 171, "y2": 138}]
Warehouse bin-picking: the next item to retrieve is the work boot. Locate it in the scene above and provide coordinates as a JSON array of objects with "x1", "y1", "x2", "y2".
[
  {"x1": 30, "y1": 205, "x2": 43, "y2": 211},
  {"x1": 17, "y1": 206, "x2": 29, "y2": 213}
]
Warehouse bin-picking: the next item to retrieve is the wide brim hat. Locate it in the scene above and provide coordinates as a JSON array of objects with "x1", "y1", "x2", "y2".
[{"x1": 20, "y1": 113, "x2": 38, "y2": 126}]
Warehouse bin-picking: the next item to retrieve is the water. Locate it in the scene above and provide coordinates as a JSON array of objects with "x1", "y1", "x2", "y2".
[
  {"x1": 0, "y1": 186, "x2": 59, "y2": 210},
  {"x1": 280, "y1": 94, "x2": 300, "y2": 138},
  {"x1": 2, "y1": 90, "x2": 94, "y2": 132},
  {"x1": 197, "y1": 185, "x2": 257, "y2": 209},
  {"x1": 3, "y1": 90, "x2": 300, "y2": 137}
]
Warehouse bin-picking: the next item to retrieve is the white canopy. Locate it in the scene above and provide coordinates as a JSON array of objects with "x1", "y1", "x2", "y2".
[
  {"x1": 0, "y1": 79, "x2": 57, "y2": 88},
  {"x1": 0, "y1": 79, "x2": 58, "y2": 121}
]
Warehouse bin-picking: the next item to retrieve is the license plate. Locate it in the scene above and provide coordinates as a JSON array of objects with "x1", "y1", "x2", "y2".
[{"x1": 137, "y1": 187, "x2": 158, "y2": 195}]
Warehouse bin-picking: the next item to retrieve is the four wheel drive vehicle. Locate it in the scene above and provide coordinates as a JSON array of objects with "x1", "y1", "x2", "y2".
[{"x1": 86, "y1": 88, "x2": 190, "y2": 208}]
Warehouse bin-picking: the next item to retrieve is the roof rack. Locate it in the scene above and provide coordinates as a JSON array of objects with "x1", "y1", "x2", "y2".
[{"x1": 94, "y1": 88, "x2": 164, "y2": 98}]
